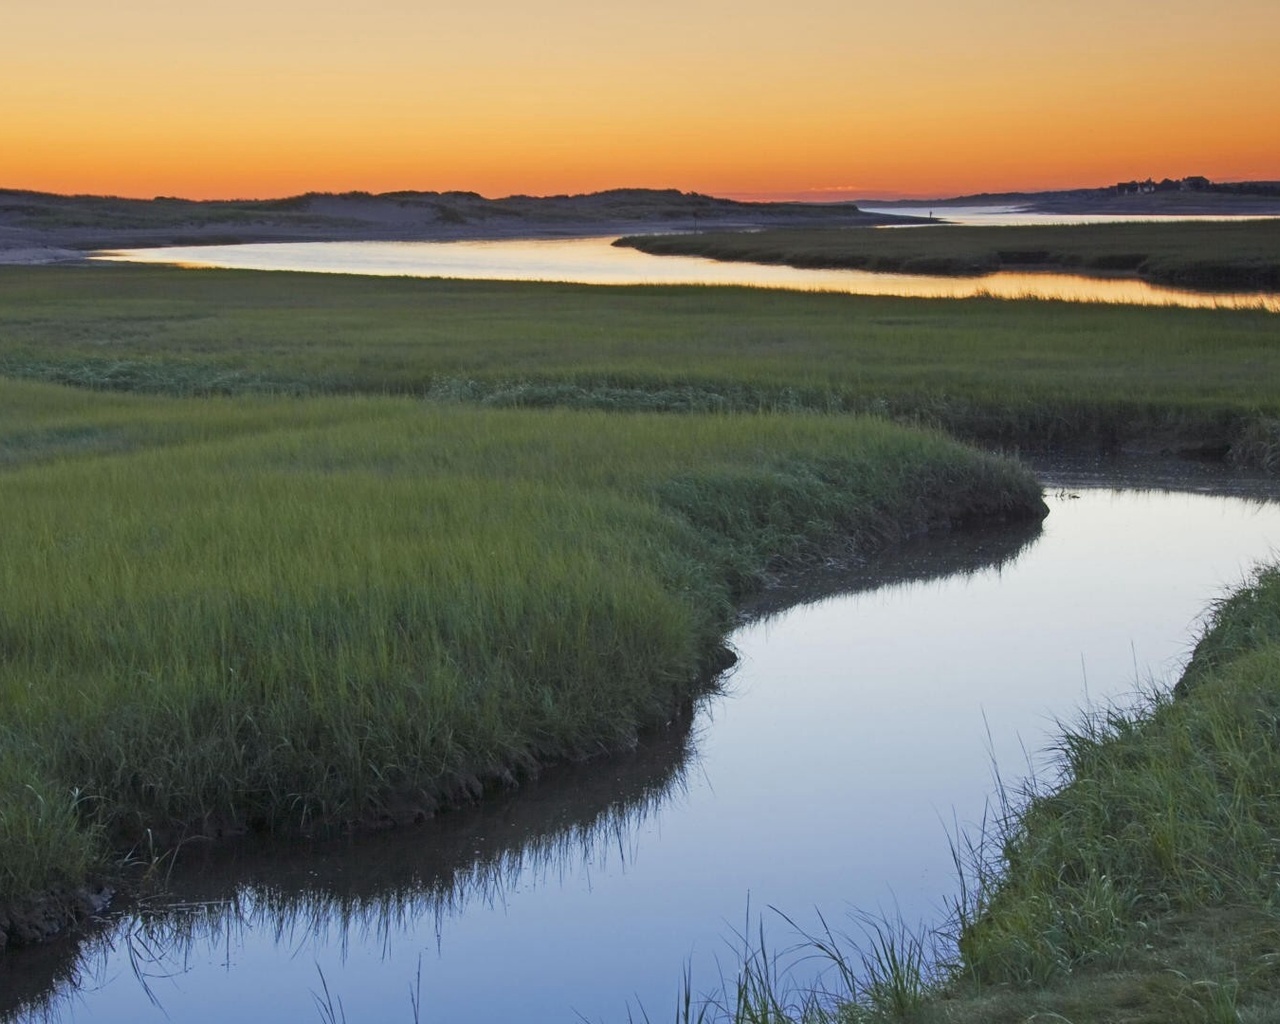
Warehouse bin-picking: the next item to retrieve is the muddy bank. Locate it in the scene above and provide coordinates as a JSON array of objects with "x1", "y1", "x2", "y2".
[
  {"x1": 0, "y1": 713, "x2": 699, "y2": 1020},
  {"x1": 0, "y1": 886, "x2": 113, "y2": 954},
  {"x1": 0, "y1": 650, "x2": 723, "y2": 958}
]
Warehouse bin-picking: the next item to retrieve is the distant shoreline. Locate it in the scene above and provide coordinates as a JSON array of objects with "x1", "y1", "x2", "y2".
[
  {"x1": 0, "y1": 188, "x2": 919, "y2": 264},
  {"x1": 6, "y1": 183, "x2": 1279, "y2": 267},
  {"x1": 860, "y1": 187, "x2": 1280, "y2": 218}
]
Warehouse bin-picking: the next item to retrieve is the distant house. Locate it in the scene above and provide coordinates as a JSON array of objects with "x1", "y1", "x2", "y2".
[{"x1": 1116, "y1": 176, "x2": 1212, "y2": 196}]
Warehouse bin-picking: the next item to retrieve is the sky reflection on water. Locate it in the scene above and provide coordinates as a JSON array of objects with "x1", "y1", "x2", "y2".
[{"x1": 95, "y1": 234, "x2": 1280, "y2": 312}]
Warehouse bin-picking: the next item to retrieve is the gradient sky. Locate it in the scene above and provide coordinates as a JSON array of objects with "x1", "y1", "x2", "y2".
[{"x1": 4, "y1": 1, "x2": 1278, "y2": 200}]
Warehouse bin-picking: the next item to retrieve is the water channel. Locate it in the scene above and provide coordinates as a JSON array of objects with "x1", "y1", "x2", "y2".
[
  {"x1": 4, "y1": 464, "x2": 1279, "y2": 1023},
  {"x1": 93, "y1": 234, "x2": 1280, "y2": 312}
]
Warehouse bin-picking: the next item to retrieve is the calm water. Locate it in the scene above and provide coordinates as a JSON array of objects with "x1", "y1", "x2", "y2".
[
  {"x1": 94, "y1": 233, "x2": 1280, "y2": 312},
  {"x1": 5, "y1": 473, "x2": 1280, "y2": 1023}
]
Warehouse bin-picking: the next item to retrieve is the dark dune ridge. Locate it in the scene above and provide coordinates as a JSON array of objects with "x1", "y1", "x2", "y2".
[{"x1": 0, "y1": 187, "x2": 920, "y2": 261}]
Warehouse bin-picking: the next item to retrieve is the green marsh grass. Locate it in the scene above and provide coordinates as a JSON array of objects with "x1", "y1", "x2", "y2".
[
  {"x1": 0, "y1": 377, "x2": 1044, "y2": 922},
  {"x1": 956, "y1": 568, "x2": 1280, "y2": 987},
  {"x1": 1, "y1": 265, "x2": 1278, "y2": 460}
]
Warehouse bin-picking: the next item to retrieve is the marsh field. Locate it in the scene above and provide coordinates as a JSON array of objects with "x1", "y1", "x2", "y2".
[
  {"x1": 2, "y1": 249, "x2": 1280, "y2": 1022},
  {"x1": 2, "y1": 264, "x2": 1279, "y2": 457}
]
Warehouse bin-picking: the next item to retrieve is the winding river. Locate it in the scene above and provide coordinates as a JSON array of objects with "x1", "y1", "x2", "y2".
[
  {"x1": 10, "y1": 230, "x2": 1279, "y2": 1018},
  {"x1": 93, "y1": 234, "x2": 1280, "y2": 312},
  {"x1": 4, "y1": 462, "x2": 1279, "y2": 1023}
]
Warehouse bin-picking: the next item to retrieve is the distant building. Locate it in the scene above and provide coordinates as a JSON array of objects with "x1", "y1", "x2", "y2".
[{"x1": 1116, "y1": 176, "x2": 1213, "y2": 195}]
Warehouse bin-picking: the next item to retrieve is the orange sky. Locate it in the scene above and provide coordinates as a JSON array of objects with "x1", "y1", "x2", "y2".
[{"x1": 4, "y1": 1, "x2": 1278, "y2": 200}]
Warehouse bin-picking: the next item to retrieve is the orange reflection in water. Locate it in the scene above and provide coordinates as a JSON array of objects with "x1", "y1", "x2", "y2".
[
  {"x1": 832, "y1": 269, "x2": 1280, "y2": 312},
  {"x1": 94, "y1": 238, "x2": 1280, "y2": 313}
]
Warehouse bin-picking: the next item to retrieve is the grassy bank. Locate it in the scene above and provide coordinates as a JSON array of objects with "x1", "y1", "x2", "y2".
[
  {"x1": 1, "y1": 266, "x2": 1278, "y2": 465},
  {"x1": 0, "y1": 378, "x2": 1045, "y2": 944},
  {"x1": 680, "y1": 562, "x2": 1280, "y2": 1023},
  {"x1": 936, "y1": 561, "x2": 1280, "y2": 1022},
  {"x1": 618, "y1": 220, "x2": 1280, "y2": 291}
]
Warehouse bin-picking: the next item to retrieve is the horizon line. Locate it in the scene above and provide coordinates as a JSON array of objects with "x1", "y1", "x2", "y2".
[{"x1": 5, "y1": 175, "x2": 1275, "y2": 207}]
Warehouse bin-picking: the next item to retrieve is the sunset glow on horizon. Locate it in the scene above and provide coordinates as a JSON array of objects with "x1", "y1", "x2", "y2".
[{"x1": 5, "y1": 0, "x2": 1278, "y2": 201}]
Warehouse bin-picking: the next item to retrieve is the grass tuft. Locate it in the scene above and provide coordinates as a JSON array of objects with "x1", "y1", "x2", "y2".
[{"x1": 0, "y1": 380, "x2": 1044, "y2": 929}]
